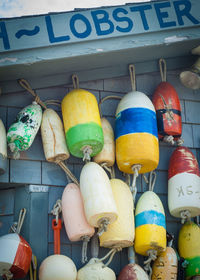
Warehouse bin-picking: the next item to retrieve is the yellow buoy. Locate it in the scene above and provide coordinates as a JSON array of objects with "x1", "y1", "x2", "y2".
[
  {"x1": 99, "y1": 178, "x2": 134, "y2": 249},
  {"x1": 178, "y1": 221, "x2": 200, "y2": 279},
  {"x1": 41, "y1": 108, "x2": 70, "y2": 162},
  {"x1": 93, "y1": 118, "x2": 115, "y2": 167},
  {"x1": 61, "y1": 88, "x2": 103, "y2": 159}
]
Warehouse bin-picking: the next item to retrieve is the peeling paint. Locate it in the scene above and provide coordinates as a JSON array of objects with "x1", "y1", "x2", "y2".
[
  {"x1": 164, "y1": 35, "x2": 188, "y2": 43},
  {"x1": 0, "y1": 57, "x2": 18, "y2": 63}
]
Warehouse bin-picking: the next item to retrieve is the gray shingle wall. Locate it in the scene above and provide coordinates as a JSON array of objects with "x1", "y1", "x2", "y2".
[{"x1": 0, "y1": 69, "x2": 199, "y2": 277}]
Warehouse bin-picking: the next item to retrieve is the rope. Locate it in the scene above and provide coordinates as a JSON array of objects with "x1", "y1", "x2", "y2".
[
  {"x1": 51, "y1": 199, "x2": 62, "y2": 225},
  {"x1": 44, "y1": 99, "x2": 61, "y2": 107},
  {"x1": 15, "y1": 208, "x2": 26, "y2": 234},
  {"x1": 125, "y1": 173, "x2": 131, "y2": 187},
  {"x1": 98, "y1": 95, "x2": 122, "y2": 117},
  {"x1": 159, "y1": 58, "x2": 167, "y2": 82},
  {"x1": 56, "y1": 161, "x2": 79, "y2": 186},
  {"x1": 72, "y1": 74, "x2": 79, "y2": 89},
  {"x1": 97, "y1": 218, "x2": 110, "y2": 236},
  {"x1": 99, "y1": 248, "x2": 121, "y2": 267},
  {"x1": 144, "y1": 249, "x2": 157, "y2": 279},
  {"x1": 180, "y1": 210, "x2": 191, "y2": 224},
  {"x1": 3, "y1": 270, "x2": 13, "y2": 280},
  {"x1": 177, "y1": 138, "x2": 184, "y2": 146},
  {"x1": 82, "y1": 145, "x2": 92, "y2": 162},
  {"x1": 91, "y1": 233, "x2": 99, "y2": 258},
  {"x1": 18, "y1": 79, "x2": 47, "y2": 109},
  {"x1": 129, "y1": 64, "x2": 136, "y2": 91},
  {"x1": 163, "y1": 135, "x2": 175, "y2": 145},
  {"x1": 148, "y1": 171, "x2": 156, "y2": 192},
  {"x1": 130, "y1": 164, "x2": 141, "y2": 201},
  {"x1": 81, "y1": 235, "x2": 90, "y2": 263},
  {"x1": 100, "y1": 163, "x2": 114, "y2": 178}
]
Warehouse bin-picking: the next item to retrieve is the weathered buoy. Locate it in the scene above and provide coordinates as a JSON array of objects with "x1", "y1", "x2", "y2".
[
  {"x1": 41, "y1": 108, "x2": 70, "y2": 162},
  {"x1": 180, "y1": 57, "x2": 200, "y2": 90},
  {"x1": 134, "y1": 191, "x2": 166, "y2": 257},
  {"x1": 0, "y1": 233, "x2": 32, "y2": 279},
  {"x1": 93, "y1": 117, "x2": 115, "y2": 167},
  {"x1": 115, "y1": 91, "x2": 159, "y2": 174},
  {"x1": 99, "y1": 179, "x2": 134, "y2": 249},
  {"x1": 178, "y1": 221, "x2": 200, "y2": 279},
  {"x1": 39, "y1": 255, "x2": 77, "y2": 280},
  {"x1": 80, "y1": 162, "x2": 118, "y2": 233},
  {"x1": 168, "y1": 147, "x2": 200, "y2": 220},
  {"x1": 118, "y1": 247, "x2": 149, "y2": 280},
  {"x1": 7, "y1": 102, "x2": 42, "y2": 159},
  {"x1": 62, "y1": 183, "x2": 95, "y2": 263},
  {"x1": 61, "y1": 87, "x2": 103, "y2": 160},
  {"x1": 152, "y1": 81, "x2": 182, "y2": 144},
  {"x1": 0, "y1": 119, "x2": 7, "y2": 175}
]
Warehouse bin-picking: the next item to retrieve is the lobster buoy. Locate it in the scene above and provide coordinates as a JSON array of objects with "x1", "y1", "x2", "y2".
[
  {"x1": 7, "y1": 102, "x2": 42, "y2": 159},
  {"x1": 152, "y1": 247, "x2": 178, "y2": 279},
  {"x1": 39, "y1": 255, "x2": 77, "y2": 280},
  {"x1": 0, "y1": 233, "x2": 32, "y2": 279},
  {"x1": 178, "y1": 221, "x2": 200, "y2": 279},
  {"x1": 77, "y1": 258, "x2": 116, "y2": 280},
  {"x1": 41, "y1": 108, "x2": 70, "y2": 162},
  {"x1": 168, "y1": 147, "x2": 200, "y2": 219},
  {"x1": 115, "y1": 91, "x2": 159, "y2": 174},
  {"x1": 134, "y1": 191, "x2": 166, "y2": 257},
  {"x1": 0, "y1": 119, "x2": 7, "y2": 175},
  {"x1": 152, "y1": 81, "x2": 182, "y2": 144},
  {"x1": 80, "y1": 162, "x2": 118, "y2": 233},
  {"x1": 61, "y1": 88, "x2": 103, "y2": 160},
  {"x1": 62, "y1": 183, "x2": 95, "y2": 263},
  {"x1": 99, "y1": 179, "x2": 134, "y2": 249},
  {"x1": 93, "y1": 118, "x2": 115, "y2": 167}
]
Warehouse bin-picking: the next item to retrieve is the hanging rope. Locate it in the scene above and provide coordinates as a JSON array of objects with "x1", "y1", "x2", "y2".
[
  {"x1": 51, "y1": 199, "x2": 62, "y2": 225},
  {"x1": 18, "y1": 79, "x2": 47, "y2": 109},
  {"x1": 180, "y1": 210, "x2": 191, "y2": 224},
  {"x1": 82, "y1": 145, "x2": 93, "y2": 162},
  {"x1": 81, "y1": 235, "x2": 90, "y2": 263},
  {"x1": 130, "y1": 164, "x2": 141, "y2": 201},
  {"x1": 159, "y1": 58, "x2": 167, "y2": 82},
  {"x1": 99, "y1": 247, "x2": 121, "y2": 267},
  {"x1": 100, "y1": 163, "x2": 114, "y2": 179},
  {"x1": 15, "y1": 208, "x2": 27, "y2": 234},
  {"x1": 44, "y1": 99, "x2": 61, "y2": 107},
  {"x1": 56, "y1": 161, "x2": 79, "y2": 186},
  {"x1": 72, "y1": 74, "x2": 79, "y2": 89},
  {"x1": 98, "y1": 95, "x2": 122, "y2": 117},
  {"x1": 97, "y1": 218, "x2": 110, "y2": 236},
  {"x1": 144, "y1": 249, "x2": 157, "y2": 279},
  {"x1": 91, "y1": 233, "x2": 99, "y2": 258},
  {"x1": 29, "y1": 254, "x2": 37, "y2": 280},
  {"x1": 129, "y1": 64, "x2": 136, "y2": 91},
  {"x1": 148, "y1": 171, "x2": 156, "y2": 192},
  {"x1": 3, "y1": 270, "x2": 13, "y2": 280}
]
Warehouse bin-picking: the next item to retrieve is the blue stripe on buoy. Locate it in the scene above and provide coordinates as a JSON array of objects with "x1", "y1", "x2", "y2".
[
  {"x1": 135, "y1": 210, "x2": 166, "y2": 229},
  {"x1": 115, "y1": 108, "x2": 158, "y2": 140}
]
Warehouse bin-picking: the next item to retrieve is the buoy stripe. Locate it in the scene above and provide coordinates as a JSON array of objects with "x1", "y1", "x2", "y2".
[
  {"x1": 185, "y1": 256, "x2": 200, "y2": 278},
  {"x1": 115, "y1": 108, "x2": 158, "y2": 140},
  {"x1": 135, "y1": 210, "x2": 166, "y2": 229}
]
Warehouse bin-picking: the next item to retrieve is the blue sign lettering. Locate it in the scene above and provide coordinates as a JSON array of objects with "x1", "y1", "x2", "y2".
[
  {"x1": 91, "y1": 10, "x2": 114, "y2": 36},
  {"x1": 70, "y1": 14, "x2": 92, "y2": 38},
  {"x1": 154, "y1": 2, "x2": 176, "y2": 28},
  {"x1": 113, "y1": 8, "x2": 133, "y2": 33},
  {"x1": 45, "y1": 15, "x2": 70, "y2": 43},
  {"x1": 174, "y1": 0, "x2": 199, "y2": 25},
  {"x1": 0, "y1": 22, "x2": 10, "y2": 50},
  {"x1": 130, "y1": 5, "x2": 152, "y2": 30},
  {"x1": 15, "y1": 26, "x2": 40, "y2": 39}
]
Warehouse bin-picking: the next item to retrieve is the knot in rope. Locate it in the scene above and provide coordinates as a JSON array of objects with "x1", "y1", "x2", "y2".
[
  {"x1": 131, "y1": 164, "x2": 141, "y2": 201},
  {"x1": 149, "y1": 171, "x2": 156, "y2": 192},
  {"x1": 97, "y1": 218, "x2": 110, "y2": 236},
  {"x1": 163, "y1": 135, "x2": 175, "y2": 145},
  {"x1": 177, "y1": 138, "x2": 184, "y2": 146},
  {"x1": 51, "y1": 199, "x2": 62, "y2": 225},
  {"x1": 180, "y1": 210, "x2": 191, "y2": 224},
  {"x1": 81, "y1": 235, "x2": 90, "y2": 264},
  {"x1": 144, "y1": 249, "x2": 157, "y2": 279},
  {"x1": 82, "y1": 145, "x2": 92, "y2": 162}
]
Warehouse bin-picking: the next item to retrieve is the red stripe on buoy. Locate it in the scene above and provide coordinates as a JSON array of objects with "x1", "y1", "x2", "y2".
[
  {"x1": 168, "y1": 147, "x2": 200, "y2": 180},
  {"x1": 10, "y1": 235, "x2": 32, "y2": 279}
]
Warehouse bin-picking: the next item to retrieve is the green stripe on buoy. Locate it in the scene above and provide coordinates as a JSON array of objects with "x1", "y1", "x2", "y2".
[{"x1": 185, "y1": 256, "x2": 200, "y2": 279}]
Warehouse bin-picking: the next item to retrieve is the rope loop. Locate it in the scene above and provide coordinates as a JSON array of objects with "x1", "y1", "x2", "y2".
[
  {"x1": 159, "y1": 58, "x2": 167, "y2": 82},
  {"x1": 51, "y1": 199, "x2": 62, "y2": 225},
  {"x1": 149, "y1": 171, "x2": 156, "y2": 192},
  {"x1": 72, "y1": 74, "x2": 79, "y2": 89},
  {"x1": 99, "y1": 95, "x2": 122, "y2": 118},
  {"x1": 129, "y1": 64, "x2": 136, "y2": 91},
  {"x1": 18, "y1": 78, "x2": 47, "y2": 109},
  {"x1": 180, "y1": 210, "x2": 191, "y2": 224},
  {"x1": 144, "y1": 249, "x2": 157, "y2": 279},
  {"x1": 81, "y1": 235, "x2": 90, "y2": 263},
  {"x1": 131, "y1": 164, "x2": 141, "y2": 201},
  {"x1": 97, "y1": 218, "x2": 110, "y2": 236}
]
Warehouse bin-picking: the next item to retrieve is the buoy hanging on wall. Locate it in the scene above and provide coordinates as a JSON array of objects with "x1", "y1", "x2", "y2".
[
  {"x1": 152, "y1": 58, "x2": 183, "y2": 146},
  {"x1": 99, "y1": 178, "x2": 135, "y2": 249},
  {"x1": 0, "y1": 119, "x2": 7, "y2": 175},
  {"x1": 178, "y1": 221, "x2": 200, "y2": 279},
  {"x1": 93, "y1": 117, "x2": 115, "y2": 169},
  {"x1": 7, "y1": 102, "x2": 42, "y2": 159},
  {"x1": 62, "y1": 75, "x2": 103, "y2": 161},
  {"x1": 62, "y1": 183, "x2": 95, "y2": 263},
  {"x1": 80, "y1": 162, "x2": 118, "y2": 234},
  {"x1": 168, "y1": 146, "x2": 200, "y2": 221},
  {"x1": 115, "y1": 65, "x2": 159, "y2": 175}
]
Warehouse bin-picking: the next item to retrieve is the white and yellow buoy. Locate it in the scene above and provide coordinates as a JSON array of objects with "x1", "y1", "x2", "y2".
[
  {"x1": 0, "y1": 119, "x2": 7, "y2": 175},
  {"x1": 80, "y1": 162, "x2": 118, "y2": 234},
  {"x1": 99, "y1": 178, "x2": 134, "y2": 249}
]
